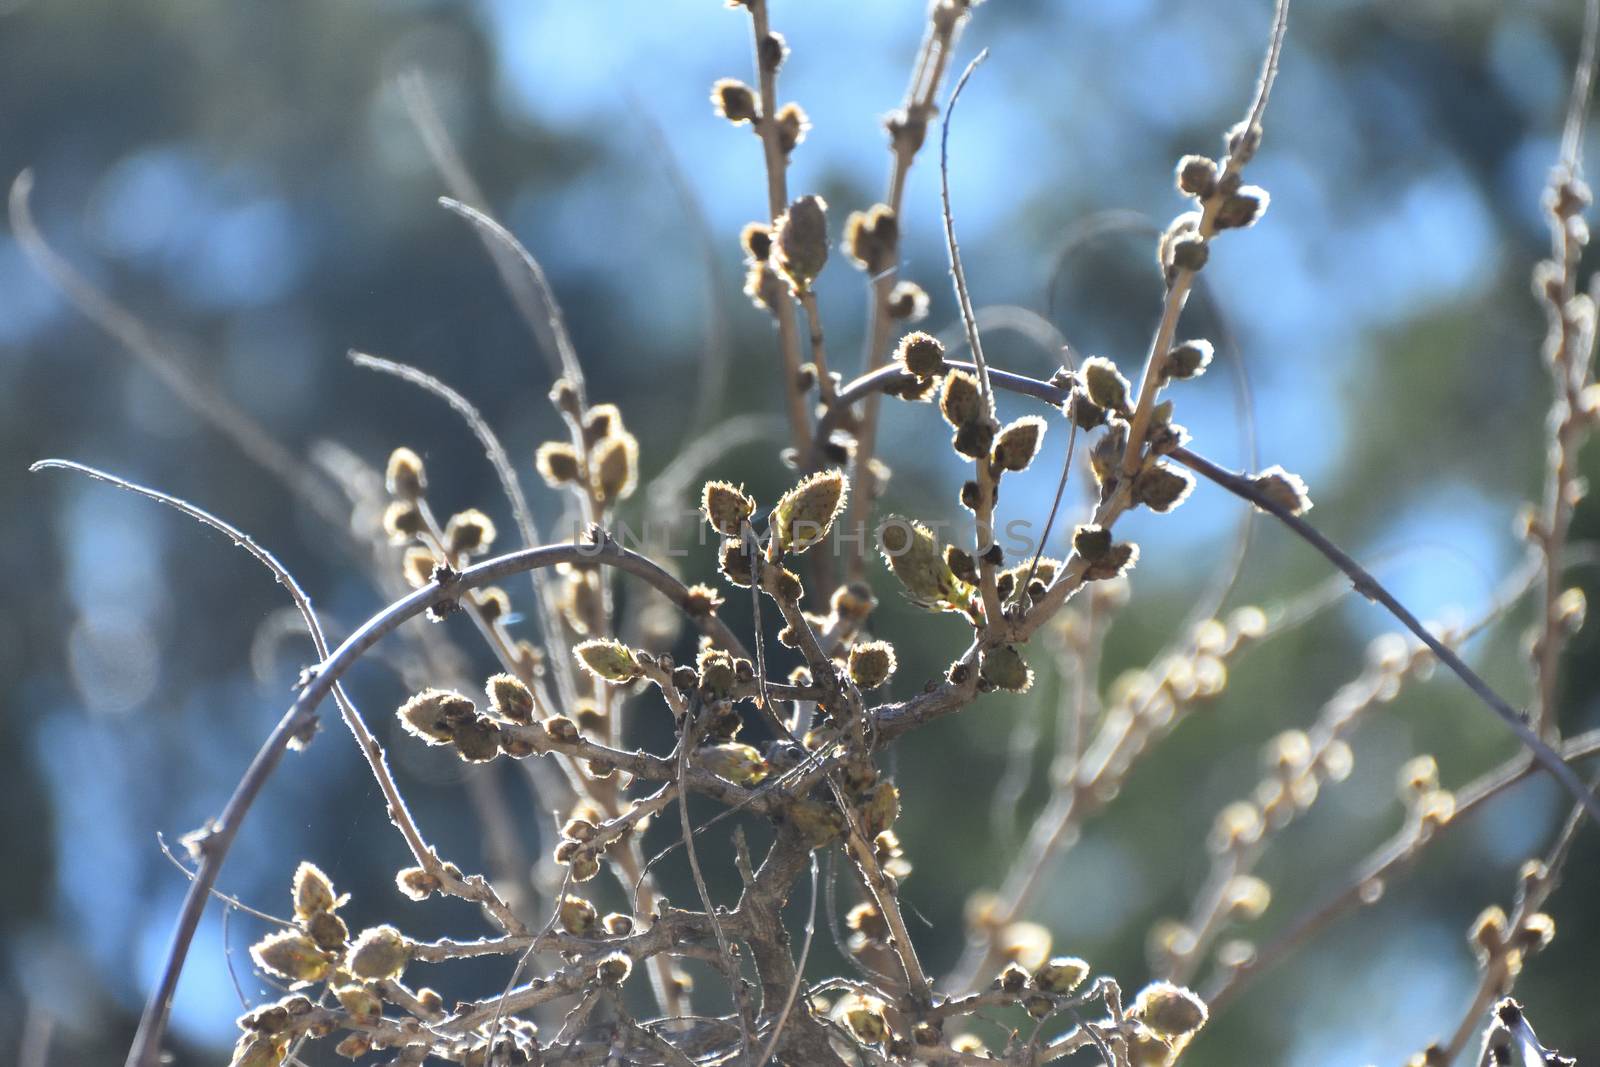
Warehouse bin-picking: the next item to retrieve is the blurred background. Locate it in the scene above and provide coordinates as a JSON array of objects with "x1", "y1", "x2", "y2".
[{"x1": 3, "y1": 0, "x2": 1598, "y2": 1063}]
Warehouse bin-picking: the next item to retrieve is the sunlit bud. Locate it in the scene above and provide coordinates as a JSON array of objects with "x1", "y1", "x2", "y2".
[
  {"x1": 998, "y1": 921, "x2": 1052, "y2": 971},
  {"x1": 444, "y1": 509, "x2": 496, "y2": 556},
  {"x1": 1248, "y1": 465, "x2": 1313, "y2": 515},
  {"x1": 595, "y1": 951, "x2": 632, "y2": 985},
  {"x1": 844, "y1": 203, "x2": 899, "y2": 275},
  {"x1": 1515, "y1": 913, "x2": 1555, "y2": 953},
  {"x1": 711, "y1": 78, "x2": 758, "y2": 124},
  {"x1": 549, "y1": 377, "x2": 581, "y2": 417},
  {"x1": 1209, "y1": 801, "x2": 1263, "y2": 854},
  {"x1": 385, "y1": 447, "x2": 426, "y2": 500},
  {"x1": 951, "y1": 419, "x2": 996, "y2": 459},
  {"x1": 788, "y1": 797, "x2": 846, "y2": 848},
  {"x1": 382, "y1": 500, "x2": 424, "y2": 543},
  {"x1": 980, "y1": 645, "x2": 1033, "y2": 693},
  {"x1": 878, "y1": 516, "x2": 969, "y2": 609},
  {"x1": 1398, "y1": 755, "x2": 1439, "y2": 797},
  {"x1": 1083, "y1": 541, "x2": 1138, "y2": 582},
  {"x1": 603, "y1": 912, "x2": 634, "y2": 937},
  {"x1": 1130, "y1": 981, "x2": 1208, "y2": 1039},
  {"x1": 1471, "y1": 906, "x2": 1508, "y2": 959},
  {"x1": 775, "y1": 102, "x2": 810, "y2": 154},
  {"x1": 848, "y1": 641, "x2": 897, "y2": 690},
  {"x1": 940, "y1": 368, "x2": 985, "y2": 428},
  {"x1": 1133, "y1": 462, "x2": 1194, "y2": 512},
  {"x1": 396, "y1": 866, "x2": 441, "y2": 901},
  {"x1": 397, "y1": 688, "x2": 476, "y2": 745},
  {"x1": 1176, "y1": 154, "x2": 1219, "y2": 198},
  {"x1": 886, "y1": 280, "x2": 930, "y2": 321},
  {"x1": 292, "y1": 862, "x2": 338, "y2": 920},
  {"x1": 842, "y1": 995, "x2": 889, "y2": 1043},
  {"x1": 861, "y1": 779, "x2": 900, "y2": 836},
  {"x1": 451, "y1": 716, "x2": 500, "y2": 762},
  {"x1": 770, "y1": 469, "x2": 847, "y2": 554},
  {"x1": 698, "y1": 742, "x2": 769, "y2": 786},
  {"x1": 759, "y1": 30, "x2": 787, "y2": 72},
  {"x1": 535, "y1": 441, "x2": 580, "y2": 487},
  {"x1": 1556, "y1": 587, "x2": 1586, "y2": 633},
  {"x1": 1215, "y1": 185, "x2": 1270, "y2": 230},
  {"x1": 484, "y1": 673, "x2": 535, "y2": 724},
  {"x1": 994, "y1": 416, "x2": 1046, "y2": 471},
  {"x1": 250, "y1": 930, "x2": 332, "y2": 984},
  {"x1": 896, "y1": 331, "x2": 946, "y2": 378},
  {"x1": 775, "y1": 194, "x2": 829, "y2": 293},
  {"x1": 1223, "y1": 875, "x2": 1272, "y2": 921},
  {"x1": 1081, "y1": 356, "x2": 1130, "y2": 412},
  {"x1": 1165, "y1": 339, "x2": 1214, "y2": 381},
  {"x1": 559, "y1": 894, "x2": 599, "y2": 936},
  {"x1": 740, "y1": 221, "x2": 773, "y2": 263},
  {"x1": 401, "y1": 546, "x2": 436, "y2": 589},
  {"x1": 573, "y1": 639, "x2": 642, "y2": 685},
  {"x1": 1067, "y1": 387, "x2": 1108, "y2": 430},
  {"x1": 591, "y1": 431, "x2": 638, "y2": 503},
  {"x1": 347, "y1": 925, "x2": 411, "y2": 980},
  {"x1": 335, "y1": 984, "x2": 382, "y2": 1023},
  {"x1": 1033, "y1": 956, "x2": 1090, "y2": 995}
]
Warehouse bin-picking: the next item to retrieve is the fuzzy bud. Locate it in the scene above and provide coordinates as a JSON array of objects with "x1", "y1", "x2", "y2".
[
  {"x1": 559, "y1": 894, "x2": 599, "y2": 936},
  {"x1": 485, "y1": 673, "x2": 535, "y2": 724},
  {"x1": 444, "y1": 509, "x2": 496, "y2": 557},
  {"x1": 596, "y1": 952, "x2": 633, "y2": 985},
  {"x1": 334, "y1": 985, "x2": 382, "y2": 1024},
  {"x1": 382, "y1": 500, "x2": 424, "y2": 543},
  {"x1": 575, "y1": 639, "x2": 643, "y2": 685},
  {"x1": 844, "y1": 204, "x2": 899, "y2": 275},
  {"x1": 878, "y1": 516, "x2": 969, "y2": 610},
  {"x1": 886, "y1": 280, "x2": 930, "y2": 321},
  {"x1": 775, "y1": 102, "x2": 809, "y2": 154},
  {"x1": 994, "y1": 416, "x2": 1047, "y2": 472},
  {"x1": 697, "y1": 742, "x2": 770, "y2": 786},
  {"x1": 1033, "y1": 956, "x2": 1090, "y2": 995},
  {"x1": 1215, "y1": 186, "x2": 1269, "y2": 230},
  {"x1": 897, "y1": 331, "x2": 946, "y2": 378},
  {"x1": 980, "y1": 645, "x2": 1034, "y2": 693},
  {"x1": 1248, "y1": 465, "x2": 1313, "y2": 515},
  {"x1": 774, "y1": 194, "x2": 829, "y2": 292},
  {"x1": 591, "y1": 431, "x2": 638, "y2": 503},
  {"x1": 770, "y1": 470, "x2": 847, "y2": 554},
  {"x1": 701, "y1": 481, "x2": 756, "y2": 537},
  {"x1": 292, "y1": 861, "x2": 338, "y2": 920},
  {"x1": 741, "y1": 221, "x2": 773, "y2": 263},
  {"x1": 250, "y1": 930, "x2": 332, "y2": 984},
  {"x1": 1081, "y1": 357, "x2": 1130, "y2": 412},
  {"x1": 398, "y1": 688, "x2": 476, "y2": 745},
  {"x1": 346, "y1": 926, "x2": 410, "y2": 981},
  {"x1": 1129, "y1": 981, "x2": 1208, "y2": 1039},
  {"x1": 385, "y1": 447, "x2": 426, "y2": 500},
  {"x1": 1176, "y1": 155, "x2": 1219, "y2": 198},
  {"x1": 848, "y1": 641, "x2": 897, "y2": 690},
  {"x1": 396, "y1": 866, "x2": 441, "y2": 901},
  {"x1": 535, "y1": 441, "x2": 580, "y2": 487},
  {"x1": 939, "y1": 368, "x2": 985, "y2": 428},
  {"x1": 1133, "y1": 462, "x2": 1194, "y2": 513},
  {"x1": 1165, "y1": 339, "x2": 1214, "y2": 381},
  {"x1": 711, "y1": 78, "x2": 758, "y2": 124},
  {"x1": 1084, "y1": 541, "x2": 1138, "y2": 582}
]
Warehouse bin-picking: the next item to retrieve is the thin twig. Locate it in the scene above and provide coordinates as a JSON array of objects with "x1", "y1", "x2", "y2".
[
  {"x1": 348, "y1": 350, "x2": 578, "y2": 712},
  {"x1": 1171, "y1": 446, "x2": 1600, "y2": 827},
  {"x1": 8, "y1": 173, "x2": 346, "y2": 528}
]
